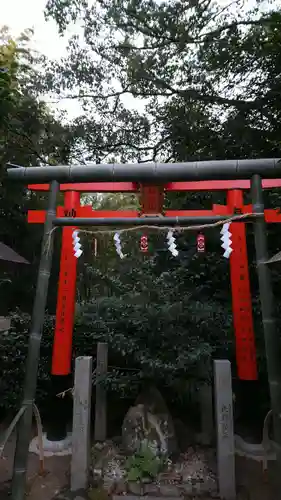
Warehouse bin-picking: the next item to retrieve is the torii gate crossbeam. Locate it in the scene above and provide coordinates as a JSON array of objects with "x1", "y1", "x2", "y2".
[{"x1": 6, "y1": 158, "x2": 281, "y2": 182}]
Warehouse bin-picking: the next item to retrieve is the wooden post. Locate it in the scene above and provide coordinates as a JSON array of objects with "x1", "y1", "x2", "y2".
[
  {"x1": 94, "y1": 342, "x2": 108, "y2": 442},
  {"x1": 71, "y1": 356, "x2": 93, "y2": 493},
  {"x1": 214, "y1": 360, "x2": 236, "y2": 500}
]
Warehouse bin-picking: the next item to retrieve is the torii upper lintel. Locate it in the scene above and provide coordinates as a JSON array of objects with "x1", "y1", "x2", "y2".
[{"x1": 7, "y1": 158, "x2": 281, "y2": 183}]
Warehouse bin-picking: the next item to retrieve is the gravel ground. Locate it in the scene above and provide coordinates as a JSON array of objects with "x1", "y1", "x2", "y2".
[{"x1": 0, "y1": 429, "x2": 276, "y2": 500}]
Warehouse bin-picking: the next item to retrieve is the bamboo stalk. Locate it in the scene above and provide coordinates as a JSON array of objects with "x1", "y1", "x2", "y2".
[
  {"x1": 251, "y1": 174, "x2": 281, "y2": 490},
  {"x1": 6, "y1": 158, "x2": 281, "y2": 183},
  {"x1": 11, "y1": 180, "x2": 59, "y2": 500},
  {"x1": 0, "y1": 407, "x2": 26, "y2": 459}
]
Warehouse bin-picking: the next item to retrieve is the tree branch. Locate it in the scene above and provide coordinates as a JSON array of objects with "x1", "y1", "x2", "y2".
[
  {"x1": 137, "y1": 70, "x2": 258, "y2": 108},
  {"x1": 117, "y1": 13, "x2": 274, "y2": 49},
  {"x1": 198, "y1": 18, "x2": 274, "y2": 41},
  {"x1": 50, "y1": 81, "x2": 260, "y2": 108},
  {"x1": 53, "y1": 87, "x2": 173, "y2": 100}
]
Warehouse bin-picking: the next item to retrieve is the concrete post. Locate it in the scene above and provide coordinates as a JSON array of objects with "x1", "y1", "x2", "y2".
[
  {"x1": 214, "y1": 359, "x2": 236, "y2": 500},
  {"x1": 71, "y1": 356, "x2": 93, "y2": 493}
]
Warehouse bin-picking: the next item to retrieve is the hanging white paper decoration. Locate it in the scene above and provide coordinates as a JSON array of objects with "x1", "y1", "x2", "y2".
[
  {"x1": 220, "y1": 223, "x2": 233, "y2": 258},
  {"x1": 113, "y1": 232, "x2": 126, "y2": 259},
  {"x1": 72, "y1": 230, "x2": 83, "y2": 258},
  {"x1": 167, "y1": 229, "x2": 178, "y2": 257}
]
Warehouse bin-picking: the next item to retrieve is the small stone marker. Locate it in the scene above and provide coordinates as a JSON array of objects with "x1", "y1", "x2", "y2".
[
  {"x1": 214, "y1": 359, "x2": 236, "y2": 500},
  {"x1": 94, "y1": 342, "x2": 108, "y2": 441},
  {"x1": 71, "y1": 356, "x2": 93, "y2": 493}
]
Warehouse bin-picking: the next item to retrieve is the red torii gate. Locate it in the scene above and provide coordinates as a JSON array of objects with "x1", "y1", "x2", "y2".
[{"x1": 27, "y1": 179, "x2": 281, "y2": 381}]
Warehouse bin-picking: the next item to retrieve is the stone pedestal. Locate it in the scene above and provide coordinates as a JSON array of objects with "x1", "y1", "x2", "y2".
[{"x1": 29, "y1": 432, "x2": 72, "y2": 457}]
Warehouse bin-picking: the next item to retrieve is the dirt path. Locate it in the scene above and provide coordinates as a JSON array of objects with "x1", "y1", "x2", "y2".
[
  {"x1": 0, "y1": 430, "x2": 70, "y2": 499},
  {"x1": 235, "y1": 455, "x2": 275, "y2": 500}
]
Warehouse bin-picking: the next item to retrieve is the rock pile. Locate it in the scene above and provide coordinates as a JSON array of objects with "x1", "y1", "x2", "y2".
[{"x1": 90, "y1": 385, "x2": 217, "y2": 497}]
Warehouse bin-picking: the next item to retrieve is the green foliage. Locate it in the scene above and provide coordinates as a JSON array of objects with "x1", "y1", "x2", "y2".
[
  {"x1": 0, "y1": 28, "x2": 73, "y2": 314},
  {"x1": 125, "y1": 441, "x2": 165, "y2": 482},
  {"x1": 43, "y1": 0, "x2": 281, "y2": 164},
  {"x1": 75, "y1": 238, "x2": 234, "y2": 400},
  {"x1": 0, "y1": 311, "x2": 55, "y2": 413}
]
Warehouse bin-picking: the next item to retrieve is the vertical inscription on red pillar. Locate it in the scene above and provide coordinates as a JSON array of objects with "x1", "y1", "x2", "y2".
[
  {"x1": 229, "y1": 223, "x2": 257, "y2": 380},
  {"x1": 52, "y1": 226, "x2": 78, "y2": 375},
  {"x1": 52, "y1": 191, "x2": 80, "y2": 376}
]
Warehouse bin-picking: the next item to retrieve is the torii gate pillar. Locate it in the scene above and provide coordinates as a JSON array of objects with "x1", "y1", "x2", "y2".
[
  {"x1": 52, "y1": 190, "x2": 80, "y2": 376},
  {"x1": 47, "y1": 190, "x2": 80, "y2": 442}
]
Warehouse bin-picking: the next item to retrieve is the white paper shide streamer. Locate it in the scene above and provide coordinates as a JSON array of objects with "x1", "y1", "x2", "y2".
[
  {"x1": 220, "y1": 223, "x2": 232, "y2": 258},
  {"x1": 167, "y1": 229, "x2": 178, "y2": 257},
  {"x1": 114, "y1": 232, "x2": 126, "y2": 259},
  {"x1": 72, "y1": 230, "x2": 83, "y2": 258}
]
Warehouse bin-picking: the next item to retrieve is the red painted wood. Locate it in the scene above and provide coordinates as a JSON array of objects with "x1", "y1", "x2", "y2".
[
  {"x1": 52, "y1": 191, "x2": 80, "y2": 376},
  {"x1": 229, "y1": 222, "x2": 258, "y2": 380},
  {"x1": 28, "y1": 178, "x2": 281, "y2": 192},
  {"x1": 227, "y1": 190, "x2": 257, "y2": 380},
  {"x1": 28, "y1": 182, "x2": 139, "y2": 192},
  {"x1": 265, "y1": 208, "x2": 281, "y2": 222},
  {"x1": 27, "y1": 208, "x2": 140, "y2": 223},
  {"x1": 166, "y1": 179, "x2": 281, "y2": 191},
  {"x1": 140, "y1": 185, "x2": 164, "y2": 214}
]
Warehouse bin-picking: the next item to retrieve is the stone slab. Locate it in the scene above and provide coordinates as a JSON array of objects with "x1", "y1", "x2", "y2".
[{"x1": 71, "y1": 356, "x2": 93, "y2": 492}]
